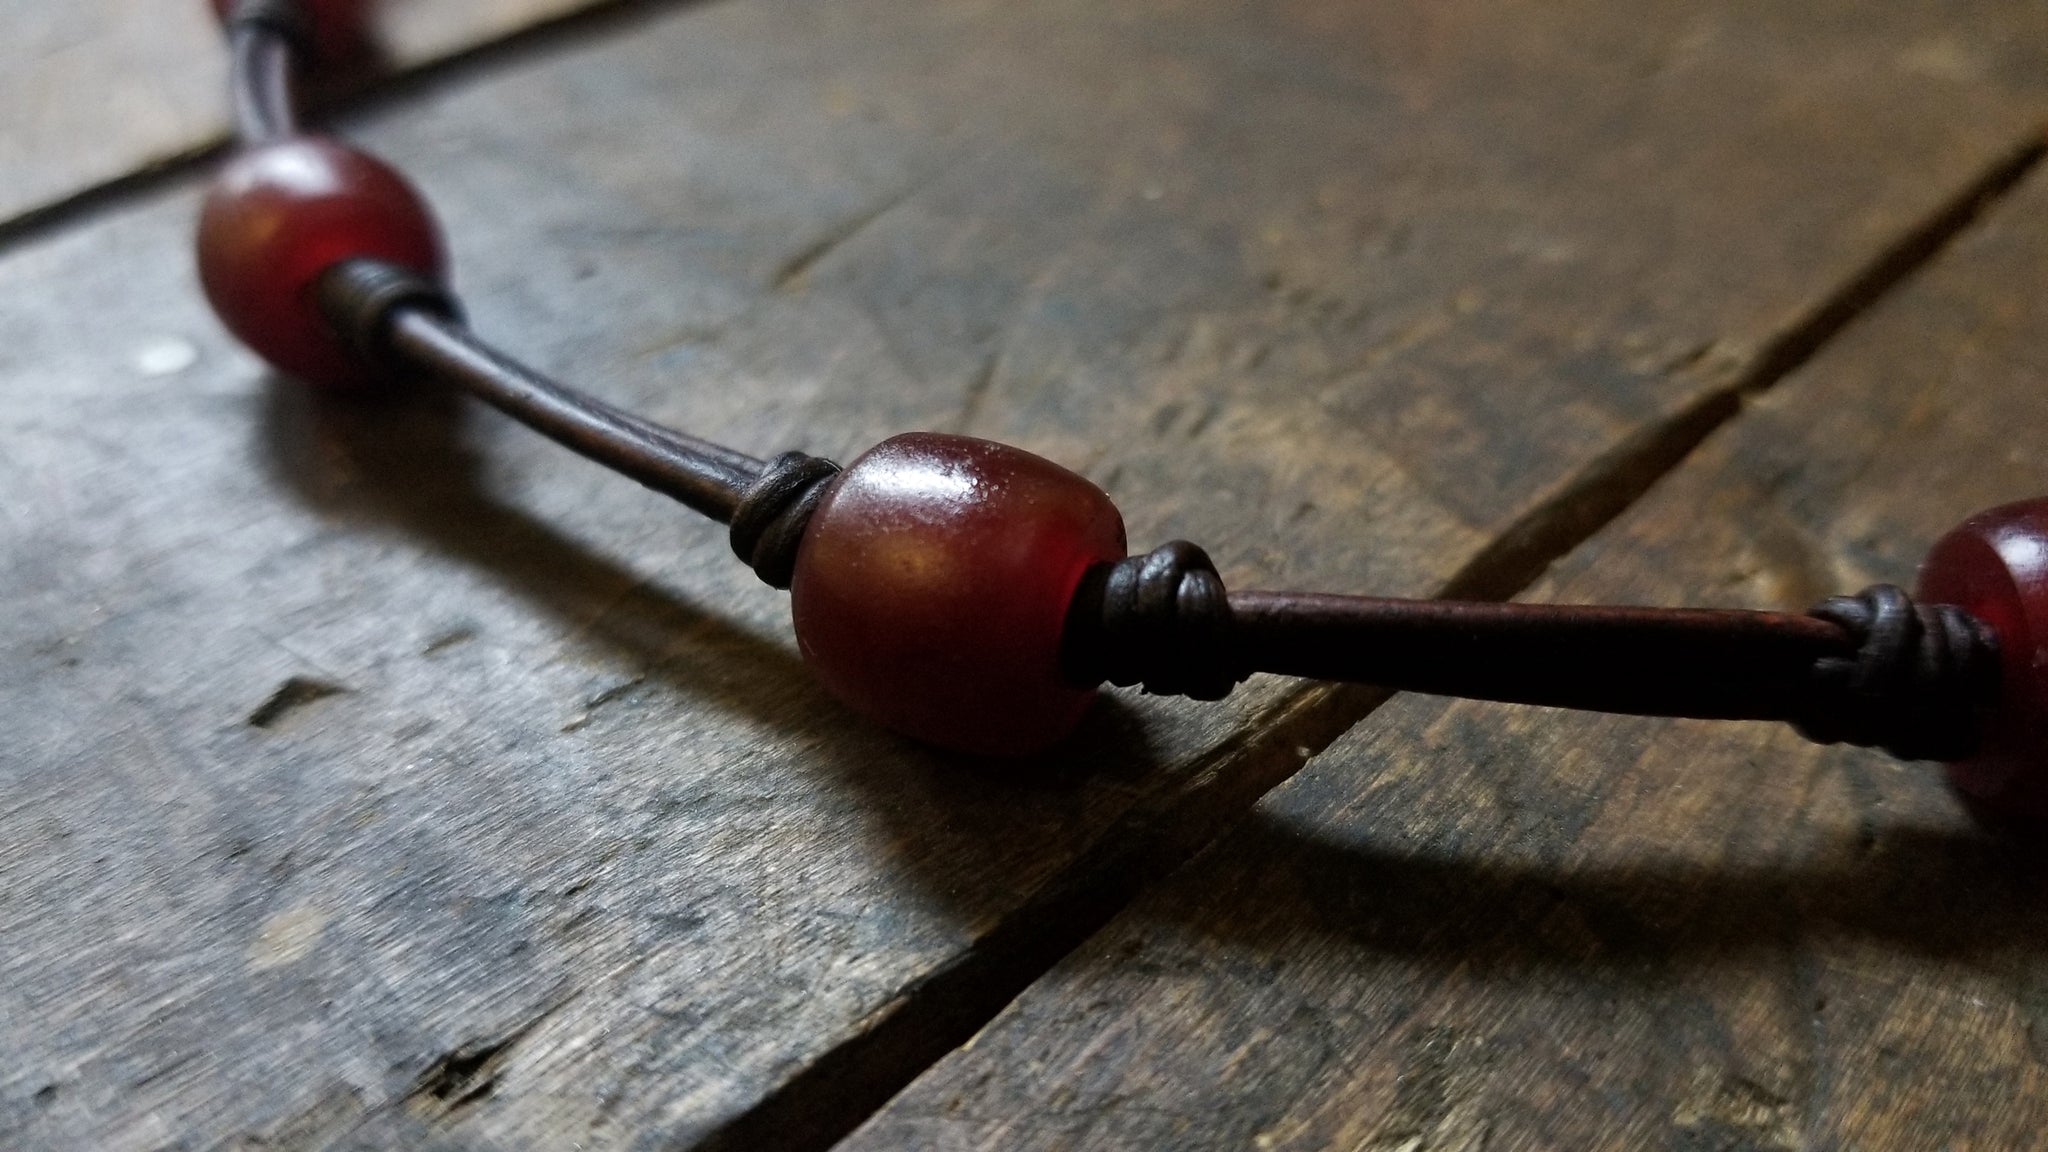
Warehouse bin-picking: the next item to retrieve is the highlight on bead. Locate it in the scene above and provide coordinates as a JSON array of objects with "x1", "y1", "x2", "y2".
[
  {"x1": 197, "y1": 136, "x2": 446, "y2": 390},
  {"x1": 789, "y1": 433, "x2": 1127, "y2": 756}
]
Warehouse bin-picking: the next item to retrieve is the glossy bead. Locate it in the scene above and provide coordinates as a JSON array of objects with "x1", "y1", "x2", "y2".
[
  {"x1": 1918, "y1": 498, "x2": 2048, "y2": 823},
  {"x1": 209, "y1": 0, "x2": 369, "y2": 63},
  {"x1": 789, "y1": 433, "x2": 1128, "y2": 756},
  {"x1": 197, "y1": 137, "x2": 444, "y2": 390}
]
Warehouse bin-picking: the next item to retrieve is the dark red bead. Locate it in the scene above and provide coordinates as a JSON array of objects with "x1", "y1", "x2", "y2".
[
  {"x1": 197, "y1": 137, "x2": 444, "y2": 391},
  {"x1": 209, "y1": 0, "x2": 369, "y2": 64},
  {"x1": 1919, "y1": 498, "x2": 2048, "y2": 823},
  {"x1": 789, "y1": 433, "x2": 1128, "y2": 756}
]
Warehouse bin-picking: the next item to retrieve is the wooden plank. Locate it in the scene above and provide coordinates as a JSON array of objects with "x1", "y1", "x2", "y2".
[
  {"x1": 1, "y1": 0, "x2": 2044, "y2": 1148},
  {"x1": 0, "y1": 0, "x2": 634, "y2": 229},
  {"x1": 840, "y1": 150, "x2": 2048, "y2": 1151}
]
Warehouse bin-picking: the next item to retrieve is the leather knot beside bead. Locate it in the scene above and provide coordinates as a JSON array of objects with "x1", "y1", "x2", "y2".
[
  {"x1": 1065, "y1": 541, "x2": 1247, "y2": 702},
  {"x1": 1795, "y1": 583, "x2": 2001, "y2": 762},
  {"x1": 729, "y1": 452, "x2": 841, "y2": 589},
  {"x1": 314, "y1": 258, "x2": 461, "y2": 374}
]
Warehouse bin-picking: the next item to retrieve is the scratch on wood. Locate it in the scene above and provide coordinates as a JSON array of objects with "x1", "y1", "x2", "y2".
[
  {"x1": 1659, "y1": 338, "x2": 1718, "y2": 375},
  {"x1": 422, "y1": 626, "x2": 477, "y2": 655},
  {"x1": 772, "y1": 184, "x2": 921, "y2": 293},
  {"x1": 951, "y1": 352, "x2": 1001, "y2": 435},
  {"x1": 561, "y1": 675, "x2": 646, "y2": 732},
  {"x1": 247, "y1": 677, "x2": 349, "y2": 729}
]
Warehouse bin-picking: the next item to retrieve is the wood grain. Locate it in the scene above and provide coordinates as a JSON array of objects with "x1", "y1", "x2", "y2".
[
  {"x1": 0, "y1": 0, "x2": 2044, "y2": 1148},
  {"x1": 841, "y1": 151, "x2": 2048, "y2": 1152},
  {"x1": 0, "y1": 0, "x2": 640, "y2": 230}
]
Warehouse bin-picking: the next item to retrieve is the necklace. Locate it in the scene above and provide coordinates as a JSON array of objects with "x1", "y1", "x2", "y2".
[{"x1": 198, "y1": 0, "x2": 2048, "y2": 823}]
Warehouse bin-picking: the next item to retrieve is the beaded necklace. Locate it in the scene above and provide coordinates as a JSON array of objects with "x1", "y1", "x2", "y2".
[{"x1": 198, "y1": 0, "x2": 2048, "y2": 823}]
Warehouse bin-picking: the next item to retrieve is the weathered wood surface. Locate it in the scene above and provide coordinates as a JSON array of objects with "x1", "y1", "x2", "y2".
[
  {"x1": 2, "y1": 0, "x2": 2046, "y2": 1148},
  {"x1": 843, "y1": 155, "x2": 2048, "y2": 1151},
  {"x1": 0, "y1": 0, "x2": 631, "y2": 230}
]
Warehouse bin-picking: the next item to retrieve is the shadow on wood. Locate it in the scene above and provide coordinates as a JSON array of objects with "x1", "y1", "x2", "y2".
[
  {"x1": 253, "y1": 370, "x2": 1167, "y2": 860},
  {"x1": 1155, "y1": 800, "x2": 2048, "y2": 971}
]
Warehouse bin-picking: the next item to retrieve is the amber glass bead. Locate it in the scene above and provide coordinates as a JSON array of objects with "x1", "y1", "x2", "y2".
[
  {"x1": 1919, "y1": 498, "x2": 2048, "y2": 823},
  {"x1": 210, "y1": 0, "x2": 369, "y2": 63},
  {"x1": 789, "y1": 433, "x2": 1128, "y2": 756},
  {"x1": 197, "y1": 137, "x2": 444, "y2": 390}
]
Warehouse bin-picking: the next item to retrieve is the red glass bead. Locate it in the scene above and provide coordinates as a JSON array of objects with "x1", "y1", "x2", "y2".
[
  {"x1": 789, "y1": 433, "x2": 1128, "y2": 756},
  {"x1": 1919, "y1": 498, "x2": 2048, "y2": 823},
  {"x1": 209, "y1": 0, "x2": 369, "y2": 64},
  {"x1": 197, "y1": 136, "x2": 444, "y2": 391}
]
